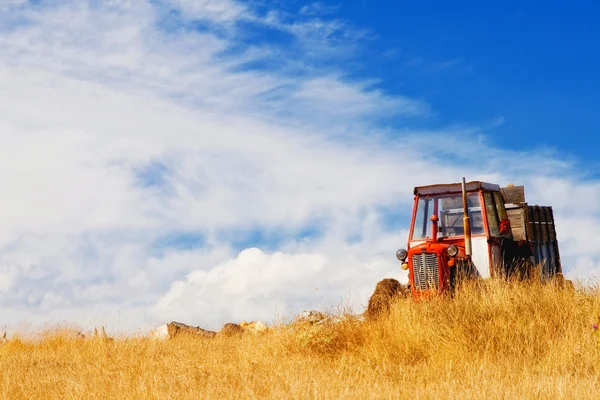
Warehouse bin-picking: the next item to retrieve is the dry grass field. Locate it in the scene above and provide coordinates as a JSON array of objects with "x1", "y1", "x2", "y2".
[{"x1": 1, "y1": 278, "x2": 600, "y2": 399}]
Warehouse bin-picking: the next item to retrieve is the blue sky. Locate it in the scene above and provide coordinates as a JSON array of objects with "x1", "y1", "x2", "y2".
[
  {"x1": 1, "y1": 0, "x2": 600, "y2": 333},
  {"x1": 335, "y1": 1, "x2": 599, "y2": 161},
  {"x1": 229, "y1": 0, "x2": 599, "y2": 163},
  {"x1": 202, "y1": 0, "x2": 600, "y2": 250}
]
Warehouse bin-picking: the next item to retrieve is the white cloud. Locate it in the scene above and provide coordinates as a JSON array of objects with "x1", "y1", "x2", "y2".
[
  {"x1": 0, "y1": 0, "x2": 26, "y2": 9},
  {"x1": 290, "y1": 76, "x2": 428, "y2": 119},
  {"x1": 0, "y1": 0, "x2": 597, "y2": 334},
  {"x1": 562, "y1": 257, "x2": 600, "y2": 284},
  {"x1": 300, "y1": 2, "x2": 340, "y2": 17},
  {"x1": 153, "y1": 215, "x2": 411, "y2": 330},
  {"x1": 167, "y1": 0, "x2": 247, "y2": 22}
]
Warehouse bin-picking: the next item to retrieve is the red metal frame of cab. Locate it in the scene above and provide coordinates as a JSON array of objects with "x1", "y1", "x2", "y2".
[{"x1": 406, "y1": 189, "x2": 497, "y2": 297}]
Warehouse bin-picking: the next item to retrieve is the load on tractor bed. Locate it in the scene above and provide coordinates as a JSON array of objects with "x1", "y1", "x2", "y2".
[{"x1": 396, "y1": 178, "x2": 563, "y2": 298}]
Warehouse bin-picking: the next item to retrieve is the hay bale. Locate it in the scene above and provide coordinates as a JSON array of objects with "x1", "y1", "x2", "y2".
[{"x1": 364, "y1": 278, "x2": 409, "y2": 320}]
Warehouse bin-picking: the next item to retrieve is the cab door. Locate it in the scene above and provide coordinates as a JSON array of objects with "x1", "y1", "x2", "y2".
[{"x1": 483, "y1": 191, "x2": 511, "y2": 277}]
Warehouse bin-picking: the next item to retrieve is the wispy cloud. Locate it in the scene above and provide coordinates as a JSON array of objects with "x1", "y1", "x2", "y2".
[
  {"x1": 165, "y1": 0, "x2": 248, "y2": 22},
  {"x1": 430, "y1": 57, "x2": 465, "y2": 71},
  {"x1": 0, "y1": 0, "x2": 597, "y2": 333},
  {"x1": 399, "y1": 53, "x2": 472, "y2": 74},
  {"x1": 300, "y1": 2, "x2": 340, "y2": 17}
]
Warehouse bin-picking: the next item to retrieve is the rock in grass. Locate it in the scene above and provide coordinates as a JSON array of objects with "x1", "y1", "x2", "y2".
[{"x1": 167, "y1": 321, "x2": 217, "y2": 339}]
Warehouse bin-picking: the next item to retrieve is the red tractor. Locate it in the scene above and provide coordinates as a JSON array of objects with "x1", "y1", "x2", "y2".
[{"x1": 395, "y1": 178, "x2": 563, "y2": 297}]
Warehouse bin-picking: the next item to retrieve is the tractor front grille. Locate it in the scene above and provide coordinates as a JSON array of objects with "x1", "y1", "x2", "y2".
[{"x1": 412, "y1": 252, "x2": 440, "y2": 290}]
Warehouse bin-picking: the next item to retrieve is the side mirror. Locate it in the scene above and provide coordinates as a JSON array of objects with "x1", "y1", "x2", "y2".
[{"x1": 499, "y1": 219, "x2": 511, "y2": 236}]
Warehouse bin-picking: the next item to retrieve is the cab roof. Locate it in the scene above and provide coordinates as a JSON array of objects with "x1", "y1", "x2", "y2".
[{"x1": 414, "y1": 181, "x2": 501, "y2": 196}]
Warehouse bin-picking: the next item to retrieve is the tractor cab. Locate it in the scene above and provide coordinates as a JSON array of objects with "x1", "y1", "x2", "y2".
[{"x1": 396, "y1": 179, "x2": 562, "y2": 297}]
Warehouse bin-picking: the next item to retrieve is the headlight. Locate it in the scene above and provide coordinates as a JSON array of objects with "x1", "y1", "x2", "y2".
[
  {"x1": 447, "y1": 245, "x2": 458, "y2": 257},
  {"x1": 396, "y1": 248, "x2": 408, "y2": 261}
]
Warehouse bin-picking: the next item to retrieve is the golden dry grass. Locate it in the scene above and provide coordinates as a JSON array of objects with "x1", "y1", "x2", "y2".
[{"x1": 2, "y1": 279, "x2": 600, "y2": 399}]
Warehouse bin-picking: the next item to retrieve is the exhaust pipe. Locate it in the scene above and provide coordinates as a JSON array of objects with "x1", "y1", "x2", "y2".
[{"x1": 461, "y1": 177, "x2": 472, "y2": 257}]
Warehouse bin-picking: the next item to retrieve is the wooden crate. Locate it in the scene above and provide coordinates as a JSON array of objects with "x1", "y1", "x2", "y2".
[{"x1": 505, "y1": 203, "x2": 562, "y2": 278}]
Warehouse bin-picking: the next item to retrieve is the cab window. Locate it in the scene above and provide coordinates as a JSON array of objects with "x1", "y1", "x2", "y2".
[
  {"x1": 411, "y1": 193, "x2": 484, "y2": 240},
  {"x1": 483, "y1": 192, "x2": 500, "y2": 236}
]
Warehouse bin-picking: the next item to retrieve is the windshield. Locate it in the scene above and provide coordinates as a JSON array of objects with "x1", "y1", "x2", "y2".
[{"x1": 411, "y1": 192, "x2": 485, "y2": 240}]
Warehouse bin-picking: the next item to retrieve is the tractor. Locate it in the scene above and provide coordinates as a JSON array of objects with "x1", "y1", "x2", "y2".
[{"x1": 395, "y1": 178, "x2": 563, "y2": 297}]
